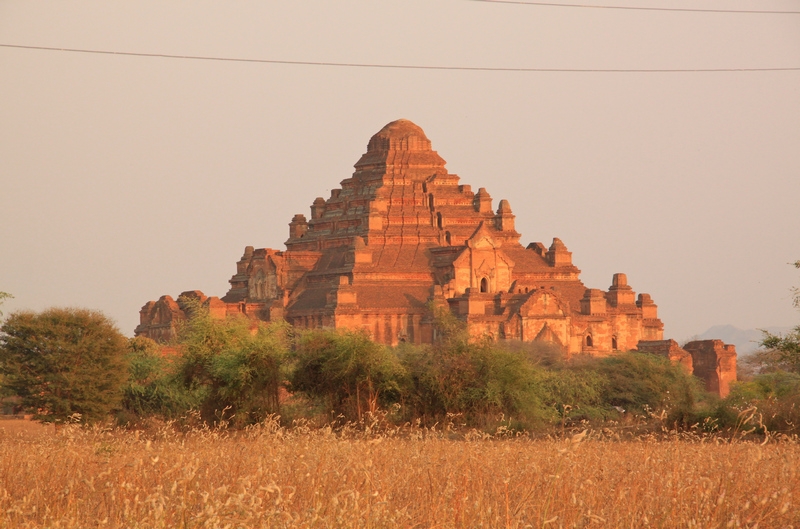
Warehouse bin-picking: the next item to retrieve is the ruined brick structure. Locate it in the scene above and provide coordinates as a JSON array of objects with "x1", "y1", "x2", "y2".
[
  {"x1": 636, "y1": 339, "x2": 737, "y2": 397},
  {"x1": 682, "y1": 340, "x2": 738, "y2": 398},
  {"x1": 635, "y1": 339, "x2": 694, "y2": 373},
  {"x1": 135, "y1": 119, "x2": 737, "y2": 392}
]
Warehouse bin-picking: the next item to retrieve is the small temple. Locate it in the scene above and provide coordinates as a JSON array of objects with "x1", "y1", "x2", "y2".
[{"x1": 135, "y1": 119, "x2": 736, "y2": 396}]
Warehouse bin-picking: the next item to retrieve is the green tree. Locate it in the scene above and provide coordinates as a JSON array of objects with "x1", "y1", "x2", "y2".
[
  {"x1": 175, "y1": 305, "x2": 290, "y2": 426},
  {"x1": 291, "y1": 328, "x2": 405, "y2": 420},
  {"x1": 757, "y1": 261, "x2": 800, "y2": 373},
  {"x1": 0, "y1": 308, "x2": 129, "y2": 423},
  {"x1": 0, "y1": 293, "x2": 14, "y2": 404},
  {"x1": 404, "y1": 339, "x2": 546, "y2": 424},
  {"x1": 119, "y1": 336, "x2": 200, "y2": 422},
  {"x1": 400, "y1": 306, "x2": 547, "y2": 427},
  {"x1": 756, "y1": 331, "x2": 800, "y2": 373},
  {"x1": 715, "y1": 371, "x2": 800, "y2": 434},
  {"x1": 590, "y1": 352, "x2": 701, "y2": 420},
  {"x1": 0, "y1": 292, "x2": 12, "y2": 318},
  {"x1": 535, "y1": 368, "x2": 608, "y2": 422}
]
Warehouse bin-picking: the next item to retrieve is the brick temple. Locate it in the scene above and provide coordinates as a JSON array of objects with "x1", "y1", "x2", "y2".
[{"x1": 136, "y1": 119, "x2": 736, "y2": 394}]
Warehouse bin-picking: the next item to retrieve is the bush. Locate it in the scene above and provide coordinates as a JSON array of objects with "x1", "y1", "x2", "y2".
[
  {"x1": 587, "y1": 352, "x2": 702, "y2": 422},
  {"x1": 119, "y1": 336, "x2": 200, "y2": 423},
  {"x1": 399, "y1": 310, "x2": 549, "y2": 428},
  {"x1": 753, "y1": 326, "x2": 800, "y2": 374},
  {"x1": 499, "y1": 339, "x2": 565, "y2": 368},
  {"x1": 716, "y1": 371, "x2": 800, "y2": 434},
  {"x1": 175, "y1": 306, "x2": 290, "y2": 426},
  {"x1": 290, "y1": 328, "x2": 405, "y2": 421},
  {"x1": 535, "y1": 368, "x2": 609, "y2": 422},
  {"x1": 752, "y1": 261, "x2": 800, "y2": 374},
  {"x1": 729, "y1": 370, "x2": 800, "y2": 402}
]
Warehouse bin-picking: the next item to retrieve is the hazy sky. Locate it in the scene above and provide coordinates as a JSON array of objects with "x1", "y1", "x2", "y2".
[{"x1": 1, "y1": 0, "x2": 799, "y2": 342}]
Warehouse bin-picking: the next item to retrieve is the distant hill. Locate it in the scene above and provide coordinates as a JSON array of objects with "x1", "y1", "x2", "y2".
[{"x1": 685, "y1": 325, "x2": 793, "y2": 356}]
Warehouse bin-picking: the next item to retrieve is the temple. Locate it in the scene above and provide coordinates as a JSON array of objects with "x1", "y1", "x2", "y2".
[{"x1": 135, "y1": 119, "x2": 736, "y2": 391}]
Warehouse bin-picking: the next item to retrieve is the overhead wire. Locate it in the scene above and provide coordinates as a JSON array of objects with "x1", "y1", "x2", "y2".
[
  {"x1": 1, "y1": 43, "x2": 799, "y2": 72},
  {"x1": 466, "y1": 0, "x2": 800, "y2": 14}
]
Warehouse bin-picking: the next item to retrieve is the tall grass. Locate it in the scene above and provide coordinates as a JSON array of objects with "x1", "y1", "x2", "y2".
[{"x1": 0, "y1": 420, "x2": 797, "y2": 528}]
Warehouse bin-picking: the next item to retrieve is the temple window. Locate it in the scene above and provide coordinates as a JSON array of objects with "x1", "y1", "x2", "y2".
[
  {"x1": 480, "y1": 277, "x2": 489, "y2": 293},
  {"x1": 437, "y1": 212, "x2": 443, "y2": 229},
  {"x1": 612, "y1": 336, "x2": 618, "y2": 350},
  {"x1": 586, "y1": 335, "x2": 593, "y2": 347}
]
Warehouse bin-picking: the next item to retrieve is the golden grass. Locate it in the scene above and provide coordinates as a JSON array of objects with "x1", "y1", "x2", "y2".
[
  {"x1": 0, "y1": 421, "x2": 797, "y2": 528},
  {"x1": 0, "y1": 418, "x2": 52, "y2": 438}
]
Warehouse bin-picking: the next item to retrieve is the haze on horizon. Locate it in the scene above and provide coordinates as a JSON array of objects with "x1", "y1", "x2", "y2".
[{"x1": 1, "y1": 0, "x2": 799, "y2": 342}]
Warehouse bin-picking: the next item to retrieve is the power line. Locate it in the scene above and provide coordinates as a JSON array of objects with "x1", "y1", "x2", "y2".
[
  {"x1": 2, "y1": 43, "x2": 799, "y2": 72},
  {"x1": 467, "y1": 0, "x2": 800, "y2": 14}
]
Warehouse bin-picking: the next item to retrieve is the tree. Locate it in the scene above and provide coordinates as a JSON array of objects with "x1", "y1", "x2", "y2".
[
  {"x1": 120, "y1": 336, "x2": 200, "y2": 422},
  {"x1": 0, "y1": 293, "x2": 15, "y2": 405},
  {"x1": 721, "y1": 371, "x2": 800, "y2": 434},
  {"x1": 757, "y1": 261, "x2": 800, "y2": 373},
  {"x1": 590, "y1": 352, "x2": 701, "y2": 419},
  {"x1": 404, "y1": 339, "x2": 546, "y2": 424},
  {"x1": 291, "y1": 328, "x2": 405, "y2": 420},
  {"x1": 0, "y1": 291, "x2": 12, "y2": 317},
  {"x1": 0, "y1": 308, "x2": 129, "y2": 423},
  {"x1": 757, "y1": 329, "x2": 800, "y2": 373},
  {"x1": 175, "y1": 304, "x2": 290, "y2": 425},
  {"x1": 400, "y1": 305, "x2": 547, "y2": 427}
]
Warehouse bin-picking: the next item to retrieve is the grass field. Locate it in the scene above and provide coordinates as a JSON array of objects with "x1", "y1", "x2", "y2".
[{"x1": 0, "y1": 419, "x2": 797, "y2": 528}]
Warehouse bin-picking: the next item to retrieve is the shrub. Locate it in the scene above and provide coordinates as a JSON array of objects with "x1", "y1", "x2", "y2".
[
  {"x1": 535, "y1": 368, "x2": 609, "y2": 422},
  {"x1": 120, "y1": 336, "x2": 200, "y2": 423},
  {"x1": 499, "y1": 338, "x2": 566, "y2": 368},
  {"x1": 753, "y1": 326, "x2": 800, "y2": 374},
  {"x1": 175, "y1": 306, "x2": 290, "y2": 426},
  {"x1": 718, "y1": 371, "x2": 800, "y2": 434},
  {"x1": 589, "y1": 352, "x2": 702, "y2": 421},
  {"x1": 399, "y1": 310, "x2": 549, "y2": 428},
  {"x1": 290, "y1": 328, "x2": 405, "y2": 421}
]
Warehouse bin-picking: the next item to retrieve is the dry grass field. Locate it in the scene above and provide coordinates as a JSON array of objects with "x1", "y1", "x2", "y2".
[
  {"x1": 0, "y1": 419, "x2": 797, "y2": 528},
  {"x1": 0, "y1": 418, "x2": 52, "y2": 437}
]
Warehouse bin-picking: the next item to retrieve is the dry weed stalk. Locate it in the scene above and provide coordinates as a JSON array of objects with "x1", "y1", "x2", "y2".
[{"x1": 0, "y1": 419, "x2": 797, "y2": 528}]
